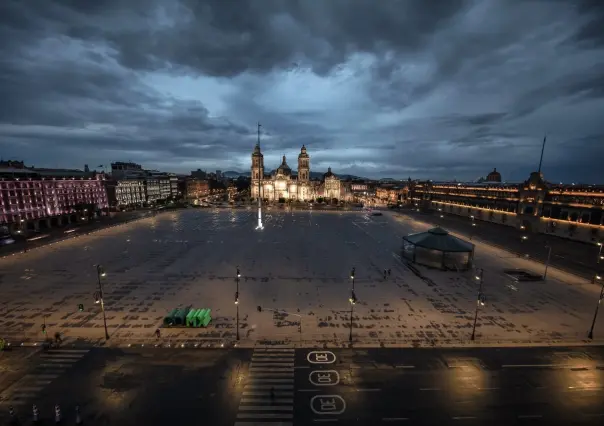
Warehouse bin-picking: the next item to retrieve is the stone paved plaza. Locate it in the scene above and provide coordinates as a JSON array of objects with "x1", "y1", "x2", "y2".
[{"x1": 0, "y1": 209, "x2": 602, "y2": 346}]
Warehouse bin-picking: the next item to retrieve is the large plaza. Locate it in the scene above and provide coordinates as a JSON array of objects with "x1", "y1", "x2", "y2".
[{"x1": 0, "y1": 209, "x2": 602, "y2": 346}]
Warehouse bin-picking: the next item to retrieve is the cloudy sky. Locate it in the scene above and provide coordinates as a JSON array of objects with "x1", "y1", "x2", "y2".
[{"x1": 1, "y1": 0, "x2": 603, "y2": 183}]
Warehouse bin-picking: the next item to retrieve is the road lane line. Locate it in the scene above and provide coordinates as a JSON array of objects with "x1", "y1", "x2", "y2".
[
  {"x1": 502, "y1": 364, "x2": 589, "y2": 368},
  {"x1": 249, "y1": 373, "x2": 294, "y2": 377},
  {"x1": 395, "y1": 365, "x2": 415, "y2": 369},
  {"x1": 298, "y1": 389, "x2": 321, "y2": 392},
  {"x1": 356, "y1": 388, "x2": 381, "y2": 392},
  {"x1": 452, "y1": 417, "x2": 476, "y2": 420},
  {"x1": 420, "y1": 388, "x2": 440, "y2": 391},
  {"x1": 247, "y1": 378, "x2": 294, "y2": 383},
  {"x1": 245, "y1": 384, "x2": 294, "y2": 390}
]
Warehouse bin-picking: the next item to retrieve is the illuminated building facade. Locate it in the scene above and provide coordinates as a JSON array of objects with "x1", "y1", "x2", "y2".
[
  {"x1": 0, "y1": 174, "x2": 108, "y2": 232},
  {"x1": 185, "y1": 178, "x2": 211, "y2": 204},
  {"x1": 105, "y1": 179, "x2": 145, "y2": 209},
  {"x1": 408, "y1": 169, "x2": 604, "y2": 243},
  {"x1": 251, "y1": 145, "x2": 315, "y2": 201}
]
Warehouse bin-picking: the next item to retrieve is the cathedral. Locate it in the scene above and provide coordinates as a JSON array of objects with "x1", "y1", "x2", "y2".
[{"x1": 251, "y1": 144, "x2": 315, "y2": 201}]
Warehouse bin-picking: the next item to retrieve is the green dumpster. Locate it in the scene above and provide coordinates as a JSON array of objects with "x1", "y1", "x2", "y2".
[
  {"x1": 173, "y1": 307, "x2": 190, "y2": 326},
  {"x1": 163, "y1": 308, "x2": 179, "y2": 326},
  {"x1": 193, "y1": 308, "x2": 207, "y2": 328},
  {"x1": 201, "y1": 308, "x2": 212, "y2": 327},
  {"x1": 186, "y1": 309, "x2": 200, "y2": 327}
]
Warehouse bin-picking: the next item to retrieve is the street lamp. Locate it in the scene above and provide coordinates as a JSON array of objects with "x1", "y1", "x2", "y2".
[
  {"x1": 349, "y1": 289, "x2": 357, "y2": 343},
  {"x1": 95, "y1": 265, "x2": 110, "y2": 341},
  {"x1": 588, "y1": 274, "x2": 604, "y2": 339},
  {"x1": 521, "y1": 235, "x2": 528, "y2": 242},
  {"x1": 470, "y1": 268, "x2": 484, "y2": 341},
  {"x1": 235, "y1": 266, "x2": 240, "y2": 341},
  {"x1": 597, "y1": 242, "x2": 603, "y2": 264},
  {"x1": 543, "y1": 245, "x2": 552, "y2": 281},
  {"x1": 350, "y1": 267, "x2": 355, "y2": 291}
]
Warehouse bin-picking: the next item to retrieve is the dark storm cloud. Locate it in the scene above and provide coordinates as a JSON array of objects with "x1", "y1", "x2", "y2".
[{"x1": 0, "y1": 0, "x2": 603, "y2": 181}]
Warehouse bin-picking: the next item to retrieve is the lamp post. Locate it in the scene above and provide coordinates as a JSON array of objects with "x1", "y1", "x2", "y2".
[
  {"x1": 350, "y1": 267, "x2": 355, "y2": 291},
  {"x1": 235, "y1": 266, "x2": 241, "y2": 341},
  {"x1": 588, "y1": 274, "x2": 603, "y2": 339},
  {"x1": 597, "y1": 242, "x2": 603, "y2": 264},
  {"x1": 95, "y1": 265, "x2": 110, "y2": 341},
  {"x1": 543, "y1": 245, "x2": 552, "y2": 281},
  {"x1": 349, "y1": 289, "x2": 357, "y2": 343},
  {"x1": 470, "y1": 268, "x2": 484, "y2": 341}
]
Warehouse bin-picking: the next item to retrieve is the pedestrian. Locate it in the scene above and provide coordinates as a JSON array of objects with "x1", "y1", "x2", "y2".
[
  {"x1": 54, "y1": 332, "x2": 62, "y2": 345},
  {"x1": 75, "y1": 405, "x2": 82, "y2": 425},
  {"x1": 54, "y1": 404, "x2": 61, "y2": 423},
  {"x1": 387, "y1": 268, "x2": 391, "y2": 276},
  {"x1": 32, "y1": 404, "x2": 39, "y2": 423},
  {"x1": 383, "y1": 269, "x2": 387, "y2": 280},
  {"x1": 155, "y1": 328, "x2": 161, "y2": 339}
]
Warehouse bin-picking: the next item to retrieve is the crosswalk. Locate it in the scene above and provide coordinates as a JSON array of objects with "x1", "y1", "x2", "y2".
[
  {"x1": 234, "y1": 347, "x2": 295, "y2": 426},
  {"x1": 0, "y1": 348, "x2": 90, "y2": 407}
]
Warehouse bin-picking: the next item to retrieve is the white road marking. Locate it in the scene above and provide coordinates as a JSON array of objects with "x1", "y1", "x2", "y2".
[
  {"x1": 298, "y1": 389, "x2": 321, "y2": 392},
  {"x1": 241, "y1": 398, "x2": 294, "y2": 404},
  {"x1": 502, "y1": 364, "x2": 588, "y2": 368},
  {"x1": 250, "y1": 373, "x2": 294, "y2": 377},
  {"x1": 420, "y1": 388, "x2": 441, "y2": 391},
  {"x1": 356, "y1": 388, "x2": 381, "y2": 392},
  {"x1": 247, "y1": 378, "x2": 294, "y2": 384},
  {"x1": 235, "y1": 423, "x2": 292, "y2": 426},
  {"x1": 452, "y1": 416, "x2": 476, "y2": 420},
  {"x1": 395, "y1": 365, "x2": 415, "y2": 369},
  {"x1": 245, "y1": 384, "x2": 294, "y2": 390},
  {"x1": 250, "y1": 367, "x2": 294, "y2": 372},
  {"x1": 251, "y1": 362, "x2": 294, "y2": 367},
  {"x1": 243, "y1": 391, "x2": 293, "y2": 397},
  {"x1": 237, "y1": 413, "x2": 294, "y2": 419}
]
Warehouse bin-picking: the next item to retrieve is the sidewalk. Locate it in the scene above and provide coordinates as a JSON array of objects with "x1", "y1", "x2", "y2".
[{"x1": 400, "y1": 208, "x2": 602, "y2": 281}]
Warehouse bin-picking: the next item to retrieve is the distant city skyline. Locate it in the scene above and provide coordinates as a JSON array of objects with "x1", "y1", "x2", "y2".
[{"x1": 1, "y1": 1, "x2": 603, "y2": 183}]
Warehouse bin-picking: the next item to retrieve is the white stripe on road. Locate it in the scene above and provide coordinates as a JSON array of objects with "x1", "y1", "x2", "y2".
[
  {"x1": 356, "y1": 388, "x2": 381, "y2": 392},
  {"x1": 39, "y1": 357, "x2": 82, "y2": 363},
  {"x1": 243, "y1": 391, "x2": 293, "y2": 397},
  {"x1": 38, "y1": 363, "x2": 74, "y2": 368},
  {"x1": 251, "y1": 353, "x2": 294, "y2": 357},
  {"x1": 46, "y1": 349, "x2": 90, "y2": 354},
  {"x1": 245, "y1": 384, "x2": 294, "y2": 390},
  {"x1": 249, "y1": 373, "x2": 294, "y2": 377},
  {"x1": 237, "y1": 413, "x2": 294, "y2": 419},
  {"x1": 239, "y1": 406, "x2": 294, "y2": 411},
  {"x1": 249, "y1": 368, "x2": 294, "y2": 373},
  {"x1": 452, "y1": 416, "x2": 476, "y2": 420},
  {"x1": 235, "y1": 422, "x2": 292, "y2": 426},
  {"x1": 395, "y1": 365, "x2": 415, "y2": 369},
  {"x1": 247, "y1": 378, "x2": 294, "y2": 384},
  {"x1": 254, "y1": 349, "x2": 295, "y2": 353},
  {"x1": 250, "y1": 362, "x2": 294, "y2": 367},
  {"x1": 24, "y1": 374, "x2": 60, "y2": 380},
  {"x1": 503, "y1": 364, "x2": 587, "y2": 368},
  {"x1": 241, "y1": 398, "x2": 294, "y2": 404},
  {"x1": 252, "y1": 358, "x2": 294, "y2": 362},
  {"x1": 420, "y1": 388, "x2": 441, "y2": 391}
]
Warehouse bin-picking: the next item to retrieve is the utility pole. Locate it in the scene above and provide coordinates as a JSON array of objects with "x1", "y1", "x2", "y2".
[
  {"x1": 538, "y1": 134, "x2": 546, "y2": 174},
  {"x1": 236, "y1": 267, "x2": 240, "y2": 341}
]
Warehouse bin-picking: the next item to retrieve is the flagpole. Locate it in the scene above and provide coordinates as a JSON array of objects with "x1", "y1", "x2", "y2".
[
  {"x1": 256, "y1": 122, "x2": 264, "y2": 230},
  {"x1": 538, "y1": 134, "x2": 546, "y2": 173}
]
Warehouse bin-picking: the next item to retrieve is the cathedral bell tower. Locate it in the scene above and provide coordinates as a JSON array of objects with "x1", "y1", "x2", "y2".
[
  {"x1": 251, "y1": 143, "x2": 264, "y2": 199},
  {"x1": 298, "y1": 145, "x2": 310, "y2": 181}
]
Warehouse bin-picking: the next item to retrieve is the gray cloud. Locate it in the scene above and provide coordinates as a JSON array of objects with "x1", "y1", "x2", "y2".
[{"x1": 0, "y1": 0, "x2": 603, "y2": 183}]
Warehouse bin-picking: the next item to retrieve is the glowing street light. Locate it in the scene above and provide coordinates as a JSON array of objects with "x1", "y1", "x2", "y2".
[
  {"x1": 349, "y1": 290, "x2": 358, "y2": 343},
  {"x1": 236, "y1": 266, "x2": 241, "y2": 341},
  {"x1": 95, "y1": 265, "x2": 110, "y2": 340},
  {"x1": 597, "y1": 242, "x2": 603, "y2": 264},
  {"x1": 471, "y1": 268, "x2": 484, "y2": 341}
]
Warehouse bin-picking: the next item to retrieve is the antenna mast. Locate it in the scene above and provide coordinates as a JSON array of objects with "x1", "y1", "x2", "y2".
[{"x1": 537, "y1": 134, "x2": 546, "y2": 173}]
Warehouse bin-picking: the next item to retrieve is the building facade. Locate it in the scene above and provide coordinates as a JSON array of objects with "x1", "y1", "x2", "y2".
[
  {"x1": 185, "y1": 178, "x2": 211, "y2": 203},
  {"x1": 408, "y1": 169, "x2": 604, "y2": 243},
  {"x1": 105, "y1": 179, "x2": 145, "y2": 209},
  {"x1": 251, "y1": 145, "x2": 315, "y2": 201}
]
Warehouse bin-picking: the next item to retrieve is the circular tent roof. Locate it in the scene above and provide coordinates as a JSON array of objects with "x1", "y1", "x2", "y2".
[{"x1": 403, "y1": 227, "x2": 474, "y2": 252}]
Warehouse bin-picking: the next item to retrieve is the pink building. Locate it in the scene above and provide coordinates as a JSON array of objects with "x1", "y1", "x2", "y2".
[{"x1": 0, "y1": 176, "x2": 108, "y2": 232}]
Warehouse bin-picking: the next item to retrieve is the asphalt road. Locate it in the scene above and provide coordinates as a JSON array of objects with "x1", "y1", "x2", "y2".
[
  {"x1": 1, "y1": 345, "x2": 603, "y2": 425},
  {"x1": 401, "y1": 208, "x2": 602, "y2": 280}
]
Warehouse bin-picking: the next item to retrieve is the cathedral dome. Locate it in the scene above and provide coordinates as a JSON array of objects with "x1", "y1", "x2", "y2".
[
  {"x1": 486, "y1": 168, "x2": 501, "y2": 182},
  {"x1": 299, "y1": 145, "x2": 309, "y2": 158},
  {"x1": 276, "y1": 155, "x2": 292, "y2": 175},
  {"x1": 324, "y1": 167, "x2": 335, "y2": 178}
]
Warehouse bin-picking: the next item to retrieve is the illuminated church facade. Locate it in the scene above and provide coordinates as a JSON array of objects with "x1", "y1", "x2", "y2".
[{"x1": 251, "y1": 144, "x2": 316, "y2": 201}]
